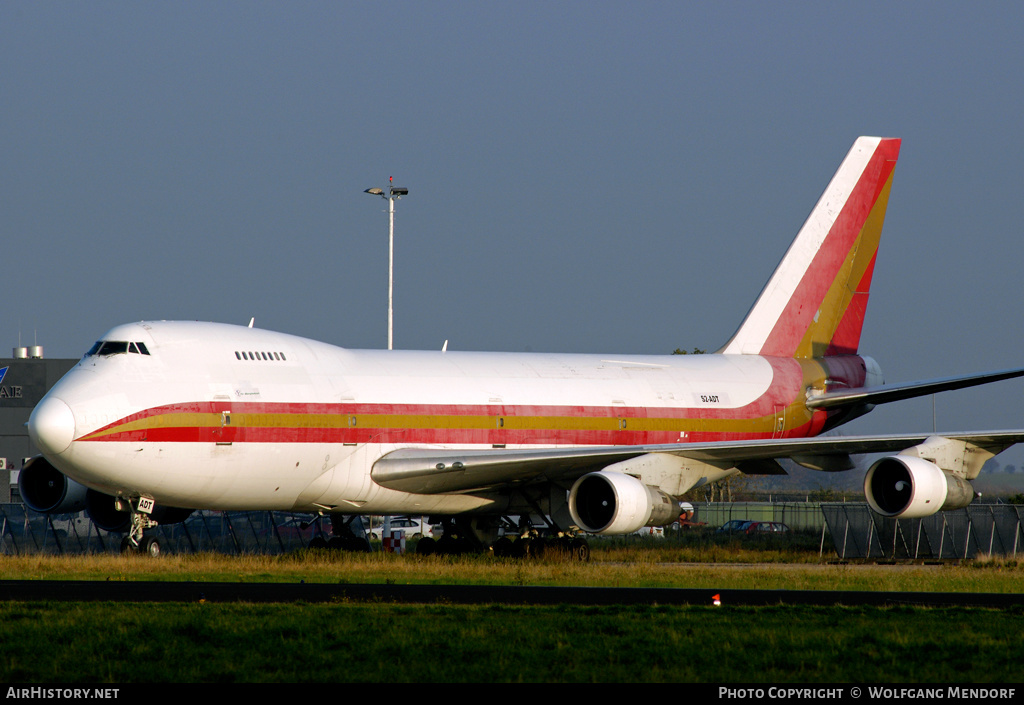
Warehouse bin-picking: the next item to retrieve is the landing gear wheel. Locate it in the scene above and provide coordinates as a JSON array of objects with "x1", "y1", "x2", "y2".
[
  {"x1": 308, "y1": 536, "x2": 327, "y2": 549},
  {"x1": 120, "y1": 536, "x2": 135, "y2": 554},
  {"x1": 571, "y1": 537, "x2": 590, "y2": 562},
  {"x1": 492, "y1": 536, "x2": 513, "y2": 557},
  {"x1": 416, "y1": 537, "x2": 437, "y2": 556},
  {"x1": 542, "y1": 537, "x2": 565, "y2": 558},
  {"x1": 512, "y1": 537, "x2": 532, "y2": 558},
  {"x1": 436, "y1": 534, "x2": 458, "y2": 555},
  {"x1": 140, "y1": 535, "x2": 162, "y2": 558}
]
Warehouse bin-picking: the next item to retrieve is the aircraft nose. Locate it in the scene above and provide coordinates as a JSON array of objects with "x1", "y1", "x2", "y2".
[{"x1": 29, "y1": 396, "x2": 76, "y2": 456}]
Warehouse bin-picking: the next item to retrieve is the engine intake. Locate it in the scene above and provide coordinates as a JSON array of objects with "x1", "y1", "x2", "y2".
[
  {"x1": 19, "y1": 455, "x2": 88, "y2": 514},
  {"x1": 569, "y1": 470, "x2": 678, "y2": 534},
  {"x1": 864, "y1": 455, "x2": 974, "y2": 518}
]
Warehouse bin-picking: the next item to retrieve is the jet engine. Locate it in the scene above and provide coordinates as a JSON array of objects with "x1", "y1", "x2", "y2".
[
  {"x1": 83, "y1": 490, "x2": 131, "y2": 532},
  {"x1": 19, "y1": 455, "x2": 88, "y2": 514},
  {"x1": 863, "y1": 455, "x2": 974, "y2": 519},
  {"x1": 82, "y1": 492, "x2": 195, "y2": 532},
  {"x1": 568, "y1": 470, "x2": 679, "y2": 534}
]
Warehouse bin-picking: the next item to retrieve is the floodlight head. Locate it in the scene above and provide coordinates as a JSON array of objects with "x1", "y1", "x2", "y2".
[
  {"x1": 364, "y1": 188, "x2": 384, "y2": 196},
  {"x1": 390, "y1": 187, "x2": 409, "y2": 197}
]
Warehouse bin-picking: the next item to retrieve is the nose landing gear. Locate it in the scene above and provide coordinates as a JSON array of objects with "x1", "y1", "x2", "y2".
[{"x1": 117, "y1": 496, "x2": 163, "y2": 556}]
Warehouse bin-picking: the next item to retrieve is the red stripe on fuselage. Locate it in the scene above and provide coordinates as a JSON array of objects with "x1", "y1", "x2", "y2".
[{"x1": 76, "y1": 358, "x2": 828, "y2": 446}]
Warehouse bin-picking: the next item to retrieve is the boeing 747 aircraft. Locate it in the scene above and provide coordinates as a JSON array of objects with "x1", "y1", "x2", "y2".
[{"x1": 21, "y1": 136, "x2": 1024, "y2": 557}]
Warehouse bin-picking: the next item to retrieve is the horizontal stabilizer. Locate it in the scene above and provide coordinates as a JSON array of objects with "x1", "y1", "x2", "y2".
[{"x1": 806, "y1": 367, "x2": 1024, "y2": 410}]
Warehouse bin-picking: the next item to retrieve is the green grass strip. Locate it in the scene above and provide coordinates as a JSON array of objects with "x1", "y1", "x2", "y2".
[{"x1": 2, "y1": 602, "x2": 1022, "y2": 683}]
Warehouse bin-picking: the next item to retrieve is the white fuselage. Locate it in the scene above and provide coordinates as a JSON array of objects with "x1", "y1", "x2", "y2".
[{"x1": 32, "y1": 321, "x2": 809, "y2": 515}]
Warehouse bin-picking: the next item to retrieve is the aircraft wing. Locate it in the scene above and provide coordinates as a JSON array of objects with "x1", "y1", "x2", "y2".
[
  {"x1": 806, "y1": 367, "x2": 1024, "y2": 410},
  {"x1": 370, "y1": 430, "x2": 1024, "y2": 494}
]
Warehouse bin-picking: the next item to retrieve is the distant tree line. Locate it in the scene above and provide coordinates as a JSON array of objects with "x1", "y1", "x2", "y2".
[{"x1": 981, "y1": 459, "x2": 1018, "y2": 474}]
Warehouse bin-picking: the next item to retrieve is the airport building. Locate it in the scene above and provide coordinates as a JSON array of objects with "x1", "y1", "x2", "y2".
[{"x1": 0, "y1": 349, "x2": 76, "y2": 503}]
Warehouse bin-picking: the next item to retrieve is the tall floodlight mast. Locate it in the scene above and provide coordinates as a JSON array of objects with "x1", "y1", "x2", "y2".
[{"x1": 363, "y1": 178, "x2": 408, "y2": 350}]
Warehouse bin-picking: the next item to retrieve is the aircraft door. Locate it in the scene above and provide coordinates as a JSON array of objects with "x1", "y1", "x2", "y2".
[{"x1": 772, "y1": 404, "x2": 786, "y2": 438}]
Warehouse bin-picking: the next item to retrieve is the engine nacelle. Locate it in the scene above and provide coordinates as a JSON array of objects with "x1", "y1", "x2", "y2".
[
  {"x1": 864, "y1": 455, "x2": 974, "y2": 518},
  {"x1": 19, "y1": 455, "x2": 88, "y2": 514},
  {"x1": 569, "y1": 470, "x2": 678, "y2": 534},
  {"x1": 84, "y1": 490, "x2": 131, "y2": 532},
  {"x1": 84, "y1": 491, "x2": 194, "y2": 532}
]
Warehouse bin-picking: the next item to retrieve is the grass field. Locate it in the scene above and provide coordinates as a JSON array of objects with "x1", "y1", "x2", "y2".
[
  {"x1": 3, "y1": 535, "x2": 1023, "y2": 592},
  {"x1": 3, "y1": 602, "x2": 1022, "y2": 683},
  {"x1": 3, "y1": 536, "x2": 1023, "y2": 683}
]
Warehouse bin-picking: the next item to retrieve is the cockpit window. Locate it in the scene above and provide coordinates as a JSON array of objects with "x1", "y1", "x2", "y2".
[
  {"x1": 85, "y1": 340, "x2": 152, "y2": 357},
  {"x1": 99, "y1": 341, "x2": 129, "y2": 356}
]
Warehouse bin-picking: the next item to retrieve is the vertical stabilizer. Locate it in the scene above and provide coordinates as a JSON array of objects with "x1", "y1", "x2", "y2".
[{"x1": 720, "y1": 136, "x2": 901, "y2": 358}]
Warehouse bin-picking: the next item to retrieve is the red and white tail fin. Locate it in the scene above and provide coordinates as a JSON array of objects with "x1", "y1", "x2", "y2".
[{"x1": 720, "y1": 136, "x2": 901, "y2": 359}]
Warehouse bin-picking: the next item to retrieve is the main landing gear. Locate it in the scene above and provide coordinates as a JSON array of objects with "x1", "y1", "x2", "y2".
[
  {"x1": 491, "y1": 530, "x2": 590, "y2": 561},
  {"x1": 417, "y1": 517, "x2": 590, "y2": 561},
  {"x1": 414, "y1": 518, "x2": 473, "y2": 556},
  {"x1": 307, "y1": 514, "x2": 371, "y2": 552}
]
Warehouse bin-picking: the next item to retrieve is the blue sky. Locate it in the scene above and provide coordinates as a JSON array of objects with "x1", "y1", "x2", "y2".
[{"x1": 2, "y1": 2, "x2": 1023, "y2": 450}]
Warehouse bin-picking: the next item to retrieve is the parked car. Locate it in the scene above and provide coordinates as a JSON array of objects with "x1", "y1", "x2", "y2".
[
  {"x1": 716, "y1": 520, "x2": 754, "y2": 534},
  {"x1": 633, "y1": 525, "x2": 665, "y2": 538},
  {"x1": 369, "y1": 516, "x2": 433, "y2": 540},
  {"x1": 745, "y1": 521, "x2": 789, "y2": 535}
]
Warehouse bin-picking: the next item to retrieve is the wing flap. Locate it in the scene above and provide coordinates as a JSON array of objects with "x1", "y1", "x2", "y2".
[{"x1": 371, "y1": 447, "x2": 648, "y2": 494}]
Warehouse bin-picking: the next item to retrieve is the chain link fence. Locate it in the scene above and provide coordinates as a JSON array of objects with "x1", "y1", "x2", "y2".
[
  {"x1": 5, "y1": 501, "x2": 1023, "y2": 559},
  {"x1": 821, "y1": 503, "x2": 1024, "y2": 560},
  {"x1": 694, "y1": 501, "x2": 828, "y2": 531},
  {"x1": 0, "y1": 504, "x2": 347, "y2": 555},
  {"x1": 693, "y1": 501, "x2": 1023, "y2": 559}
]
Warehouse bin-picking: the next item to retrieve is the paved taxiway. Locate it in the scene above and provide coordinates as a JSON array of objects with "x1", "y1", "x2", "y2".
[{"x1": 1, "y1": 581, "x2": 1021, "y2": 607}]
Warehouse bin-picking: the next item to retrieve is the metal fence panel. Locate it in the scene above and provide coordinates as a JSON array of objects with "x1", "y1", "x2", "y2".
[
  {"x1": 5, "y1": 501, "x2": 1023, "y2": 558},
  {"x1": 695, "y1": 501, "x2": 828, "y2": 531},
  {"x1": 0, "y1": 505, "x2": 337, "y2": 556},
  {"x1": 821, "y1": 503, "x2": 1023, "y2": 560}
]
